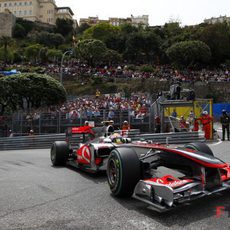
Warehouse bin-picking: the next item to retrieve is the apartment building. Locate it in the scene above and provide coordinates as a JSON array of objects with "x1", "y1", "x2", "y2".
[
  {"x1": 0, "y1": 0, "x2": 74, "y2": 25},
  {"x1": 79, "y1": 15, "x2": 149, "y2": 27},
  {"x1": 204, "y1": 15, "x2": 230, "y2": 24}
]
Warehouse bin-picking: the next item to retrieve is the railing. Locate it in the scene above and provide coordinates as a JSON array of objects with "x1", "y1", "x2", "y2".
[
  {"x1": 0, "y1": 109, "x2": 153, "y2": 137},
  {"x1": 0, "y1": 131, "x2": 205, "y2": 151}
]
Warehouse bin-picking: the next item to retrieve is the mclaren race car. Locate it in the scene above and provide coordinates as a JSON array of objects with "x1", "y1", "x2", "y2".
[
  {"x1": 50, "y1": 126, "x2": 131, "y2": 173},
  {"x1": 106, "y1": 142, "x2": 230, "y2": 212}
]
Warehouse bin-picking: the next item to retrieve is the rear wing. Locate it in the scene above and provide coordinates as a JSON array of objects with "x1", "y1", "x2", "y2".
[{"x1": 66, "y1": 126, "x2": 95, "y2": 147}]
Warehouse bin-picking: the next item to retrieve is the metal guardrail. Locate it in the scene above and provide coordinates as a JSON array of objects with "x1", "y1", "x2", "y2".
[
  {"x1": 0, "y1": 131, "x2": 205, "y2": 151},
  {"x1": 132, "y1": 131, "x2": 205, "y2": 144}
]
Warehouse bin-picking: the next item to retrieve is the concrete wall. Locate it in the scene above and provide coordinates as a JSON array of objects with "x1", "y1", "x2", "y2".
[{"x1": 0, "y1": 12, "x2": 16, "y2": 37}]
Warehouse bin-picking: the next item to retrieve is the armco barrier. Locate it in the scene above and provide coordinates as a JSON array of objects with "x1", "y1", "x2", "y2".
[{"x1": 0, "y1": 131, "x2": 205, "y2": 151}]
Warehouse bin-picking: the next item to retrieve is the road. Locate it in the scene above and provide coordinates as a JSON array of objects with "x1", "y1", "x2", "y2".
[{"x1": 0, "y1": 142, "x2": 229, "y2": 230}]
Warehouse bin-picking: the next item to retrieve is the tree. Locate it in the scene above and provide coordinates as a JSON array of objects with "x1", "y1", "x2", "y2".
[
  {"x1": 77, "y1": 39, "x2": 107, "y2": 66},
  {"x1": 0, "y1": 36, "x2": 13, "y2": 64},
  {"x1": 166, "y1": 40, "x2": 211, "y2": 67},
  {"x1": 83, "y1": 23, "x2": 119, "y2": 43},
  {"x1": 198, "y1": 22, "x2": 230, "y2": 64},
  {"x1": 103, "y1": 49, "x2": 122, "y2": 65},
  {"x1": 124, "y1": 31, "x2": 160, "y2": 63},
  {"x1": 24, "y1": 44, "x2": 42, "y2": 63},
  {"x1": 34, "y1": 32, "x2": 65, "y2": 48},
  {"x1": 76, "y1": 23, "x2": 91, "y2": 36},
  {"x1": 47, "y1": 49, "x2": 62, "y2": 63},
  {"x1": 55, "y1": 18, "x2": 74, "y2": 37},
  {"x1": 13, "y1": 23, "x2": 26, "y2": 38},
  {"x1": 0, "y1": 73, "x2": 66, "y2": 115}
]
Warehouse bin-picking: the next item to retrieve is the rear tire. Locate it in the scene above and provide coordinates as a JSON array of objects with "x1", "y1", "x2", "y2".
[
  {"x1": 184, "y1": 142, "x2": 214, "y2": 156},
  {"x1": 107, "y1": 147, "x2": 141, "y2": 197},
  {"x1": 51, "y1": 141, "x2": 69, "y2": 166}
]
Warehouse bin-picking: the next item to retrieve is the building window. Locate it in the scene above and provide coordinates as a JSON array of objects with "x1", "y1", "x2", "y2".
[
  {"x1": 14, "y1": 2, "x2": 17, "y2": 6},
  {"x1": 9, "y1": 3, "x2": 12, "y2": 7},
  {"x1": 29, "y1": 2, "x2": 32, "y2": 6},
  {"x1": 24, "y1": 10, "x2": 27, "y2": 15},
  {"x1": 19, "y1": 11, "x2": 22, "y2": 15},
  {"x1": 14, "y1": 11, "x2": 17, "y2": 15},
  {"x1": 19, "y1": 2, "x2": 22, "y2": 6},
  {"x1": 4, "y1": 3, "x2": 7, "y2": 7},
  {"x1": 29, "y1": 10, "x2": 32, "y2": 15}
]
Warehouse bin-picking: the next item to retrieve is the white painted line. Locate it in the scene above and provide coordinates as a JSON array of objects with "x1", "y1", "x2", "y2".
[{"x1": 210, "y1": 139, "x2": 222, "y2": 146}]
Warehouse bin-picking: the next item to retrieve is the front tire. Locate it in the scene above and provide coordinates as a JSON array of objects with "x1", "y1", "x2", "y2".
[
  {"x1": 51, "y1": 141, "x2": 69, "y2": 166},
  {"x1": 107, "y1": 147, "x2": 141, "y2": 197},
  {"x1": 184, "y1": 142, "x2": 214, "y2": 156}
]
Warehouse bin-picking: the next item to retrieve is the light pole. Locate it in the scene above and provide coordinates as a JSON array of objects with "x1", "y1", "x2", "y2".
[{"x1": 60, "y1": 50, "x2": 73, "y2": 85}]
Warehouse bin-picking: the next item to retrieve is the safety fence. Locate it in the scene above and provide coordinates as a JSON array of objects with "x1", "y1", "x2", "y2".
[
  {"x1": 0, "y1": 131, "x2": 205, "y2": 151},
  {"x1": 0, "y1": 109, "x2": 153, "y2": 137}
]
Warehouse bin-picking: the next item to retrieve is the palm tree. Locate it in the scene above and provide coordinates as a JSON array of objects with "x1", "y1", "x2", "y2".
[{"x1": 0, "y1": 36, "x2": 13, "y2": 65}]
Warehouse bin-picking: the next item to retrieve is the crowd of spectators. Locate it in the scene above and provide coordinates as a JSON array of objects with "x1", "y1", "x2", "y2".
[
  {"x1": 43, "y1": 63, "x2": 230, "y2": 83},
  {"x1": 2, "y1": 62, "x2": 230, "y2": 83},
  {"x1": 55, "y1": 93, "x2": 151, "y2": 123}
]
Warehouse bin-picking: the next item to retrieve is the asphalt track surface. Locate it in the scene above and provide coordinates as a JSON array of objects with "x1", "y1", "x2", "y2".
[{"x1": 0, "y1": 141, "x2": 230, "y2": 230}]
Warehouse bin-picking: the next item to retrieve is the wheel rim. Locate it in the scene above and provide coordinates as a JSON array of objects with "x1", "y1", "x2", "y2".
[
  {"x1": 108, "y1": 158, "x2": 118, "y2": 187},
  {"x1": 51, "y1": 145, "x2": 56, "y2": 163}
]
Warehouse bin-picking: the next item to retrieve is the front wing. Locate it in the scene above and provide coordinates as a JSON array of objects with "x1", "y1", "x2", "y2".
[{"x1": 133, "y1": 176, "x2": 230, "y2": 212}]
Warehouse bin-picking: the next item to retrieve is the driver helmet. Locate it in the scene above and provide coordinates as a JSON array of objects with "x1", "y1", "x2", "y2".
[{"x1": 222, "y1": 109, "x2": 226, "y2": 114}]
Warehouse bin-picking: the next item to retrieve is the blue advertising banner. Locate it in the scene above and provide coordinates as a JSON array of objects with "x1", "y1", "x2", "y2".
[{"x1": 213, "y1": 103, "x2": 230, "y2": 119}]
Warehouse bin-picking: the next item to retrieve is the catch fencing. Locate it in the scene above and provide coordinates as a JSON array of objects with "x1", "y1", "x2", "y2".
[
  {"x1": 0, "y1": 109, "x2": 153, "y2": 137},
  {"x1": 0, "y1": 131, "x2": 205, "y2": 151}
]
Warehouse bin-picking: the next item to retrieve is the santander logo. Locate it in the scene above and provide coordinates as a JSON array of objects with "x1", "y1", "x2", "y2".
[{"x1": 150, "y1": 177, "x2": 192, "y2": 188}]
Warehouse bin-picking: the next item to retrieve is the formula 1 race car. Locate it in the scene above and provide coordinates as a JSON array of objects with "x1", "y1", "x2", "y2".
[
  {"x1": 107, "y1": 142, "x2": 230, "y2": 212},
  {"x1": 50, "y1": 126, "x2": 131, "y2": 173}
]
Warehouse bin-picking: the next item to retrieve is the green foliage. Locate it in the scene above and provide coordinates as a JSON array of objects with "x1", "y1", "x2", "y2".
[
  {"x1": 166, "y1": 40, "x2": 211, "y2": 67},
  {"x1": 47, "y1": 49, "x2": 62, "y2": 62},
  {"x1": 3, "y1": 18, "x2": 230, "y2": 68},
  {"x1": 77, "y1": 39, "x2": 107, "y2": 66},
  {"x1": 124, "y1": 31, "x2": 160, "y2": 63},
  {"x1": 0, "y1": 36, "x2": 14, "y2": 64},
  {"x1": 83, "y1": 23, "x2": 120, "y2": 43},
  {"x1": 15, "y1": 18, "x2": 34, "y2": 35},
  {"x1": 103, "y1": 49, "x2": 122, "y2": 65},
  {"x1": 199, "y1": 23, "x2": 230, "y2": 64},
  {"x1": 0, "y1": 73, "x2": 66, "y2": 115},
  {"x1": 55, "y1": 18, "x2": 74, "y2": 37},
  {"x1": 76, "y1": 23, "x2": 91, "y2": 36},
  {"x1": 120, "y1": 23, "x2": 138, "y2": 34},
  {"x1": 139, "y1": 65, "x2": 154, "y2": 73},
  {"x1": 126, "y1": 64, "x2": 137, "y2": 71},
  {"x1": 34, "y1": 32, "x2": 64, "y2": 48},
  {"x1": 13, "y1": 23, "x2": 26, "y2": 38},
  {"x1": 24, "y1": 44, "x2": 42, "y2": 63},
  {"x1": 91, "y1": 77, "x2": 103, "y2": 85}
]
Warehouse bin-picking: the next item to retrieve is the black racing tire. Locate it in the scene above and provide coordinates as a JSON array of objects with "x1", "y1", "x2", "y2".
[
  {"x1": 107, "y1": 147, "x2": 141, "y2": 197},
  {"x1": 184, "y1": 142, "x2": 214, "y2": 156},
  {"x1": 51, "y1": 141, "x2": 69, "y2": 166}
]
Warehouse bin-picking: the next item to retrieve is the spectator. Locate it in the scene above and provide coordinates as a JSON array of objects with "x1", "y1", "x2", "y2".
[
  {"x1": 220, "y1": 109, "x2": 230, "y2": 141},
  {"x1": 179, "y1": 116, "x2": 187, "y2": 131},
  {"x1": 171, "y1": 109, "x2": 177, "y2": 118}
]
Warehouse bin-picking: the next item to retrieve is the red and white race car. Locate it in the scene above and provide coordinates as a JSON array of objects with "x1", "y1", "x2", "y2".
[
  {"x1": 106, "y1": 142, "x2": 230, "y2": 212},
  {"x1": 50, "y1": 126, "x2": 130, "y2": 172}
]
